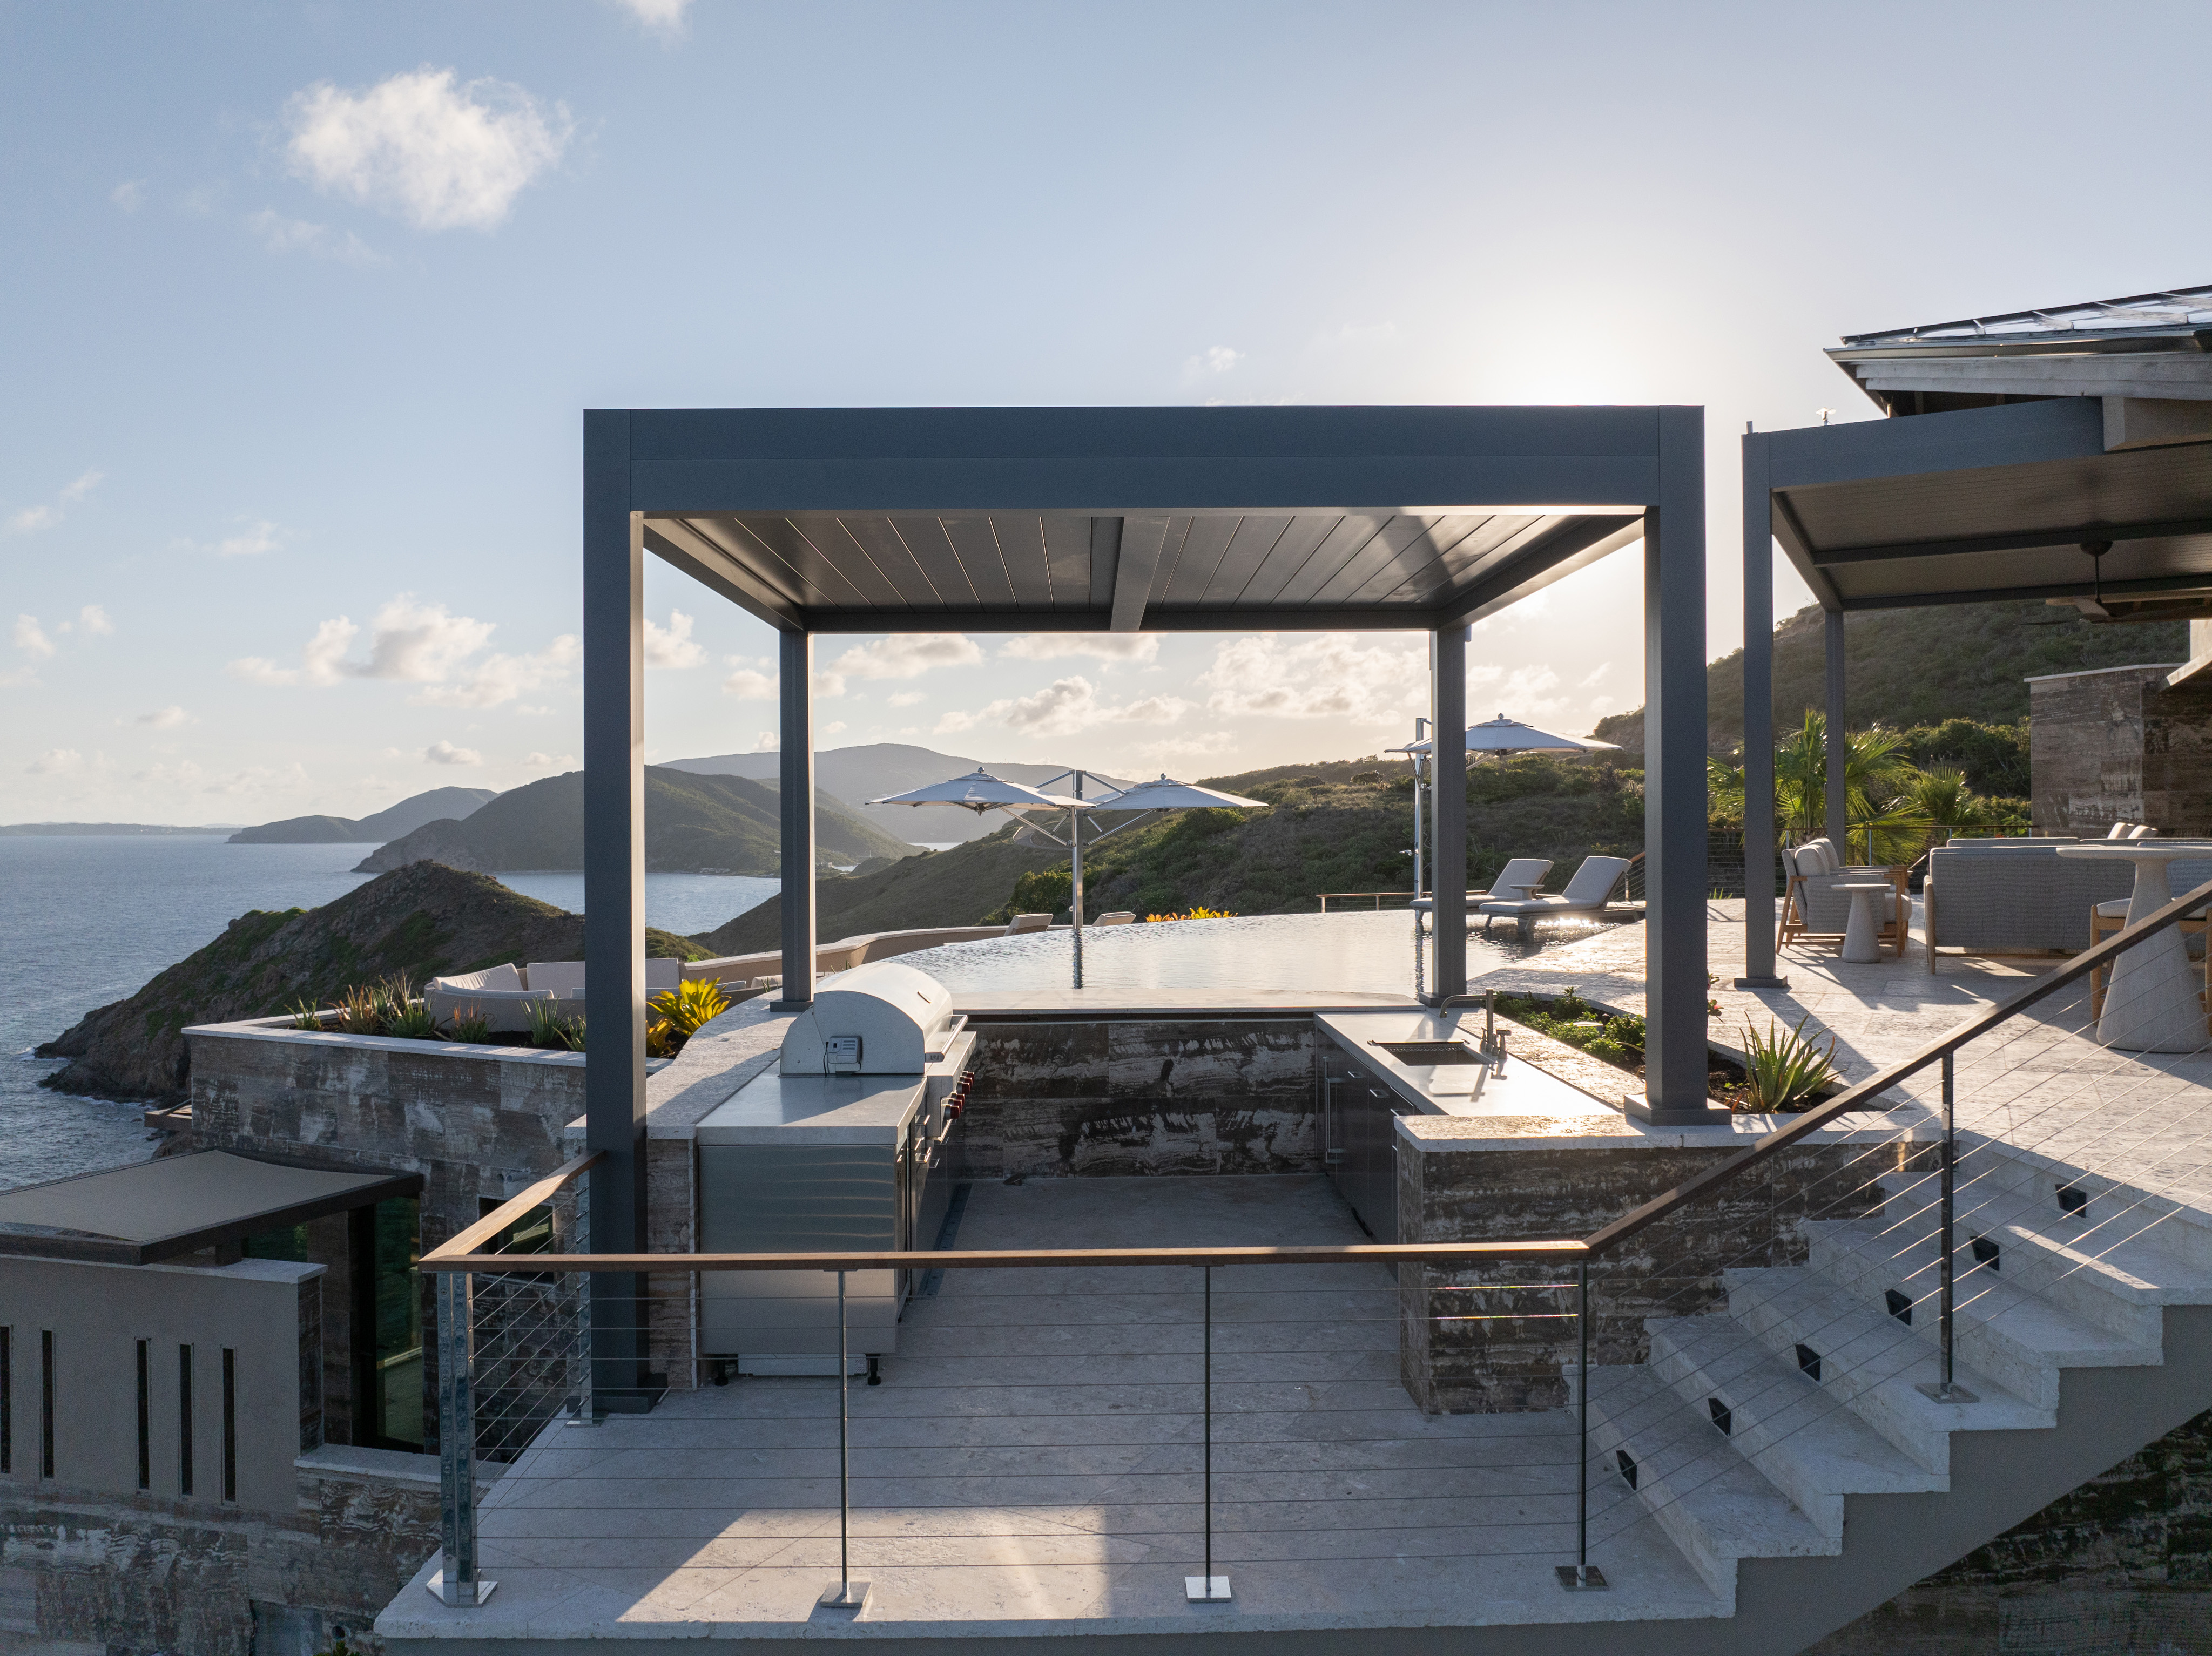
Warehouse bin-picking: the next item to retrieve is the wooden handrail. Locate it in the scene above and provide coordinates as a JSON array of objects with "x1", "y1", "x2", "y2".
[
  {"x1": 1584, "y1": 874, "x2": 2212, "y2": 1257},
  {"x1": 421, "y1": 879, "x2": 2212, "y2": 1280},
  {"x1": 427, "y1": 1150, "x2": 604, "y2": 1263},
  {"x1": 423, "y1": 1238, "x2": 1587, "y2": 1274}
]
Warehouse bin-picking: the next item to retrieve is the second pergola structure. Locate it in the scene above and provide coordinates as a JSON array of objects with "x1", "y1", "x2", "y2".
[{"x1": 581, "y1": 404, "x2": 1711, "y2": 1403}]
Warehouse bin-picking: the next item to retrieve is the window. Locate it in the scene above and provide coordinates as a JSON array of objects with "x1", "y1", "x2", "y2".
[
  {"x1": 136, "y1": 1340, "x2": 151, "y2": 1490},
  {"x1": 178, "y1": 1344, "x2": 193, "y2": 1497},
  {"x1": 370, "y1": 1198, "x2": 423, "y2": 1450},
  {"x1": 41, "y1": 1331, "x2": 56, "y2": 1480},
  {"x1": 222, "y1": 1349, "x2": 237, "y2": 1502},
  {"x1": 478, "y1": 1198, "x2": 554, "y2": 1256}
]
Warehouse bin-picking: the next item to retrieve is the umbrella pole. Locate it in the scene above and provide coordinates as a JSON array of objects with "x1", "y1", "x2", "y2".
[{"x1": 1070, "y1": 776, "x2": 1085, "y2": 990}]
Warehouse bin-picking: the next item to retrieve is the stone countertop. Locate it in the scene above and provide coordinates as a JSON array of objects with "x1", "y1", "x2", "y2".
[
  {"x1": 566, "y1": 997, "x2": 800, "y2": 1147},
  {"x1": 694, "y1": 1071, "x2": 929, "y2": 1146}
]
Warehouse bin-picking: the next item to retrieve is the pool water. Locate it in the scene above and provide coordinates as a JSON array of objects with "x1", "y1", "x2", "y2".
[{"x1": 879, "y1": 909, "x2": 1618, "y2": 998}]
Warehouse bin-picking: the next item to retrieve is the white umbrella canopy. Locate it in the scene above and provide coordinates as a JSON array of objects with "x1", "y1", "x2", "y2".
[
  {"x1": 1094, "y1": 774, "x2": 1270, "y2": 811},
  {"x1": 866, "y1": 767, "x2": 1082, "y2": 814},
  {"x1": 1394, "y1": 714, "x2": 1620, "y2": 756}
]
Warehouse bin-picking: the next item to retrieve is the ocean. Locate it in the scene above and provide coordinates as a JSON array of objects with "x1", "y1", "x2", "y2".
[{"x1": 0, "y1": 837, "x2": 779, "y2": 1193}]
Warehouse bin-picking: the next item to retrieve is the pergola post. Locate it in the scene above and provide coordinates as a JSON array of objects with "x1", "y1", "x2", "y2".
[
  {"x1": 1738, "y1": 432, "x2": 1786, "y2": 989},
  {"x1": 581, "y1": 410, "x2": 651, "y2": 1407},
  {"x1": 1430, "y1": 624, "x2": 1467, "y2": 1003},
  {"x1": 1824, "y1": 609, "x2": 1847, "y2": 851},
  {"x1": 777, "y1": 630, "x2": 817, "y2": 1007},
  {"x1": 1637, "y1": 408, "x2": 1719, "y2": 1123}
]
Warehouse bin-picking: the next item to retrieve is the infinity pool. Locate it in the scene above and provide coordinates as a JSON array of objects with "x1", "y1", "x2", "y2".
[{"x1": 879, "y1": 909, "x2": 1621, "y2": 998}]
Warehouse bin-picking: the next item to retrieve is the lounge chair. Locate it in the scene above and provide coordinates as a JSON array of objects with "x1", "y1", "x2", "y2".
[
  {"x1": 1094, "y1": 911, "x2": 1136, "y2": 926},
  {"x1": 1006, "y1": 913, "x2": 1054, "y2": 934},
  {"x1": 1410, "y1": 858, "x2": 1552, "y2": 917},
  {"x1": 1478, "y1": 855, "x2": 1631, "y2": 938}
]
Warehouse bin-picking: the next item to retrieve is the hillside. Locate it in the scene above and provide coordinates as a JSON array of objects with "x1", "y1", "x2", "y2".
[
  {"x1": 691, "y1": 754, "x2": 1645, "y2": 947},
  {"x1": 1592, "y1": 600, "x2": 2191, "y2": 753},
  {"x1": 35, "y1": 861, "x2": 706, "y2": 1104},
  {"x1": 355, "y1": 767, "x2": 916, "y2": 875},
  {"x1": 229, "y1": 785, "x2": 498, "y2": 844},
  {"x1": 665, "y1": 742, "x2": 1128, "y2": 844}
]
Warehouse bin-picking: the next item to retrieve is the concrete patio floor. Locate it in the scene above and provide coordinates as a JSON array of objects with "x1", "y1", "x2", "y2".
[{"x1": 381, "y1": 1176, "x2": 1724, "y2": 1646}]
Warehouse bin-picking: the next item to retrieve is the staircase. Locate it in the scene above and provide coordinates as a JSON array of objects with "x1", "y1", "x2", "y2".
[{"x1": 1582, "y1": 1139, "x2": 2212, "y2": 1653}]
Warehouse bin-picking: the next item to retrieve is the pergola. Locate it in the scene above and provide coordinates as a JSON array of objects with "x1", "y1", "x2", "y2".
[
  {"x1": 1738, "y1": 370, "x2": 2212, "y2": 985},
  {"x1": 581, "y1": 405, "x2": 1712, "y2": 1402}
]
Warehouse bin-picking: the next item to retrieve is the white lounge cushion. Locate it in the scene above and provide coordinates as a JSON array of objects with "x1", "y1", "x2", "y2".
[
  {"x1": 1007, "y1": 913, "x2": 1054, "y2": 934},
  {"x1": 2108, "y1": 822, "x2": 2135, "y2": 839},
  {"x1": 2096, "y1": 899, "x2": 2131, "y2": 918},
  {"x1": 1095, "y1": 911, "x2": 1136, "y2": 926},
  {"x1": 435, "y1": 963, "x2": 524, "y2": 995},
  {"x1": 527, "y1": 961, "x2": 585, "y2": 996},
  {"x1": 1558, "y1": 854, "x2": 1633, "y2": 904},
  {"x1": 1481, "y1": 856, "x2": 1554, "y2": 898},
  {"x1": 2130, "y1": 824, "x2": 2161, "y2": 839}
]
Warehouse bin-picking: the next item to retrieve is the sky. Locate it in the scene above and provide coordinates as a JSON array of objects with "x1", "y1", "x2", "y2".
[{"x1": 3, "y1": 2, "x2": 2206, "y2": 826}]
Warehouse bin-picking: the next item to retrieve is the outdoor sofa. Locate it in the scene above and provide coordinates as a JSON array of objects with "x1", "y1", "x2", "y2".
[
  {"x1": 424, "y1": 958, "x2": 682, "y2": 1032},
  {"x1": 1921, "y1": 839, "x2": 2212, "y2": 971}
]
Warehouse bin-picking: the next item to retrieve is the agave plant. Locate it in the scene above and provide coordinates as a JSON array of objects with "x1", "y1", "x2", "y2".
[
  {"x1": 334, "y1": 982, "x2": 384, "y2": 1037},
  {"x1": 286, "y1": 998, "x2": 327, "y2": 1031},
  {"x1": 1741, "y1": 1015, "x2": 1840, "y2": 1113},
  {"x1": 385, "y1": 998, "x2": 437, "y2": 1040},
  {"x1": 650, "y1": 977, "x2": 732, "y2": 1039}
]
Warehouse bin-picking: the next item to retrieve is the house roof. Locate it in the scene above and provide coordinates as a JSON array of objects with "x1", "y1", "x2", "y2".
[
  {"x1": 1828, "y1": 283, "x2": 2212, "y2": 415},
  {"x1": 612, "y1": 407, "x2": 1685, "y2": 634},
  {"x1": 0, "y1": 1151, "x2": 422, "y2": 1266}
]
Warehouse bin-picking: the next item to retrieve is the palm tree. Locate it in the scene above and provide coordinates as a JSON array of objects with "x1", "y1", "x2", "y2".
[{"x1": 1768, "y1": 713, "x2": 1930, "y2": 863}]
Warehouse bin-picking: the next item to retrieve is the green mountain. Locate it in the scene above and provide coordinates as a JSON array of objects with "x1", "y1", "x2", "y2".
[
  {"x1": 354, "y1": 766, "x2": 916, "y2": 876},
  {"x1": 1592, "y1": 601, "x2": 2191, "y2": 753},
  {"x1": 37, "y1": 861, "x2": 707, "y2": 1104},
  {"x1": 692, "y1": 755, "x2": 1645, "y2": 949},
  {"x1": 228, "y1": 785, "x2": 499, "y2": 844}
]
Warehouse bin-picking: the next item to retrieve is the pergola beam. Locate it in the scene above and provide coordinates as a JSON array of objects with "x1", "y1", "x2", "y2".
[{"x1": 1805, "y1": 514, "x2": 2212, "y2": 567}]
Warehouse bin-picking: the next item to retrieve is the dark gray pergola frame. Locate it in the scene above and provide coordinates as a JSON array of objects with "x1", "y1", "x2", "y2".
[
  {"x1": 582, "y1": 405, "x2": 1712, "y2": 1405},
  {"x1": 1738, "y1": 396, "x2": 2212, "y2": 985}
]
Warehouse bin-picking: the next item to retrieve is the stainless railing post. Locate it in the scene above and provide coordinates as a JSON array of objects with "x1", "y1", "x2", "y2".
[
  {"x1": 1939, "y1": 1053, "x2": 1955, "y2": 1397},
  {"x1": 1917, "y1": 1052, "x2": 1974, "y2": 1404},
  {"x1": 1186, "y1": 1263, "x2": 1229, "y2": 1602},
  {"x1": 1558, "y1": 1259, "x2": 1605, "y2": 1590},
  {"x1": 568, "y1": 1171, "x2": 596, "y2": 1429},
  {"x1": 818, "y1": 1269, "x2": 867, "y2": 1611},
  {"x1": 434, "y1": 1270, "x2": 494, "y2": 1606}
]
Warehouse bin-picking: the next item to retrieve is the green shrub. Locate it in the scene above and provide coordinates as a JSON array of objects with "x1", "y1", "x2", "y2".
[
  {"x1": 444, "y1": 1004, "x2": 495, "y2": 1044},
  {"x1": 385, "y1": 999, "x2": 437, "y2": 1039},
  {"x1": 1741, "y1": 1016, "x2": 1839, "y2": 1112}
]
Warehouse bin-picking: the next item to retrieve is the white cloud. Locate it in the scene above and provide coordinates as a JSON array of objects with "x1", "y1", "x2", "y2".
[
  {"x1": 827, "y1": 633, "x2": 981, "y2": 688},
  {"x1": 26, "y1": 748, "x2": 83, "y2": 775},
  {"x1": 644, "y1": 608, "x2": 703, "y2": 668},
  {"x1": 753, "y1": 732, "x2": 778, "y2": 752},
  {"x1": 426, "y1": 740, "x2": 482, "y2": 766},
  {"x1": 175, "y1": 515, "x2": 286, "y2": 557},
  {"x1": 111, "y1": 179, "x2": 146, "y2": 212},
  {"x1": 225, "y1": 596, "x2": 573, "y2": 707},
  {"x1": 14, "y1": 616, "x2": 56, "y2": 660},
  {"x1": 1190, "y1": 346, "x2": 1243, "y2": 376},
  {"x1": 136, "y1": 706, "x2": 193, "y2": 728},
  {"x1": 821, "y1": 720, "x2": 848, "y2": 738},
  {"x1": 78, "y1": 604, "x2": 113, "y2": 636},
  {"x1": 607, "y1": 0, "x2": 693, "y2": 30},
  {"x1": 6, "y1": 469, "x2": 103, "y2": 535},
  {"x1": 523, "y1": 751, "x2": 577, "y2": 770},
  {"x1": 887, "y1": 690, "x2": 926, "y2": 707},
  {"x1": 200, "y1": 762, "x2": 309, "y2": 797},
  {"x1": 283, "y1": 67, "x2": 572, "y2": 232},
  {"x1": 247, "y1": 209, "x2": 383, "y2": 266},
  {"x1": 1198, "y1": 633, "x2": 1428, "y2": 723},
  {"x1": 1578, "y1": 663, "x2": 1610, "y2": 688},
  {"x1": 1001, "y1": 633, "x2": 1159, "y2": 665},
  {"x1": 940, "y1": 675, "x2": 1192, "y2": 740},
  {"x1": 722, "y1": 659, "x2": 775, "y2": 699}
]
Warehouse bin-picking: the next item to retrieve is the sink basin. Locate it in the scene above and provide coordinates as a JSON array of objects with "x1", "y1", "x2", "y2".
[{"x1": 1372, "y1": 1039, "x2": 1485, "y2": 1065}]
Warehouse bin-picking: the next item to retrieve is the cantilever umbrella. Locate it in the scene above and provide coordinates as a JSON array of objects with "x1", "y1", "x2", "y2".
[
  {"x1": 866, "y1": 767, "x2": 1081, "y2": 815},
  {"x1": 1396, "y1": 714, "x2": 1620, "y2": 758},
  {"x1": 1092, "y1": 774, "x2": 1269, "y2": 812}
]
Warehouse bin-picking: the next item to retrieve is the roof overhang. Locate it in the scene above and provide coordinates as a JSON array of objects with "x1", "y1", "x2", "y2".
[
  {"x1": 1757, "y1": 398, "x2": 2212, "y2": 618},
  {"x1": 0, "y1": 1151, "x2": 424, "y2": 1266},
  {"x1": 610, "y1": 407, "x2": 1680, "y2": 634}
]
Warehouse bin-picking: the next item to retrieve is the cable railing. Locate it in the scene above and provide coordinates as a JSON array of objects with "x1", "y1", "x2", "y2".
[{"x1": 416, "y1": 878, "x2": 2212, "y2": 1616}]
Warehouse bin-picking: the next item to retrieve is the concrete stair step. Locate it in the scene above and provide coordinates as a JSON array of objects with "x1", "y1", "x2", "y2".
[
  {"x1": 1584, "y1": 1363, "x2": 1833, "y2": 1605},
  {"x1": 1944, "y1": 1132, "x2": 2212, "y2": 1276},
  {"x1": 1805, "y1": 1219, "x2": 2153, "y2": 1408},
  {"x1": 1644, "y1": 1314, "x2": 1945, "y2": 1537},
  {"x1": 1874, "y1": 1171, "x2": 2212, "y2": 1344},
  {"x1": 1723, "y1": 1266, "x2": 2049, "y2": 1473}
]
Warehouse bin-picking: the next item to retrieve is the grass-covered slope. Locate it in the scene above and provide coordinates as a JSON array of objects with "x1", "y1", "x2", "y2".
[
  {"x1": 356, "y1": 766, "x2": 915, "y2": 876},
  {"x1": 692, "y1": 755, "x2": 1648, "y2": 945},
  {"x1": 36, "y1": 861, "x2": 706, "y2": 1103},
  {"x1": 1594, "y1": 600, "x2": 2191, "y2": 752}
]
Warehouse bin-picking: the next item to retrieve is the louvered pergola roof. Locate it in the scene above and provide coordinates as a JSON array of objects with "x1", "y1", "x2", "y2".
[{"x1": 613, "y1": 407, "x2": 1680, "y2": 633}]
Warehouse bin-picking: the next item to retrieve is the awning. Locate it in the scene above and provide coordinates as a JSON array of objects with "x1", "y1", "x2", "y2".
[{"x1": 0, "y1": 1151, "x2": 423, "y2": 1266}]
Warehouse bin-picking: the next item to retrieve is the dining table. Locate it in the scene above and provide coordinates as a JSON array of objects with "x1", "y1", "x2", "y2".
[{"x1": 2054, "y1": 843, "x2": 2211, "y2": 1052}]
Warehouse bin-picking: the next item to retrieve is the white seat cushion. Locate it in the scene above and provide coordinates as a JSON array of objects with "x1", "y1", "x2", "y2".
[{"x1": 2095, "y1": 898, "x2": 2131, "y2": 918}]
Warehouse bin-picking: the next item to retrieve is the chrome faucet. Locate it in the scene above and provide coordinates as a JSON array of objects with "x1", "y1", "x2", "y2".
[{"x1": 1435, "y1": 990, "x2": 1507, "y2": 1072}]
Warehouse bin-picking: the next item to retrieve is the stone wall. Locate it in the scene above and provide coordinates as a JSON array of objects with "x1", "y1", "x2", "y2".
[
  {"x1": 2030, "y1": 664, "x2": 2179, "y2": 834},
  {"x1": 0, "y1": 1449, "x2": 440, "y2": 1656},
  {"x1": 2145, "y1": 672, "x2": 2212, "y2": 837},
  {"x1": 1395, "y1": 1133, "x2": 1900, "y2": 1412},
  {"x1": 957, "y1": 1015, "x2": 1323, "y2": 1180}
]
